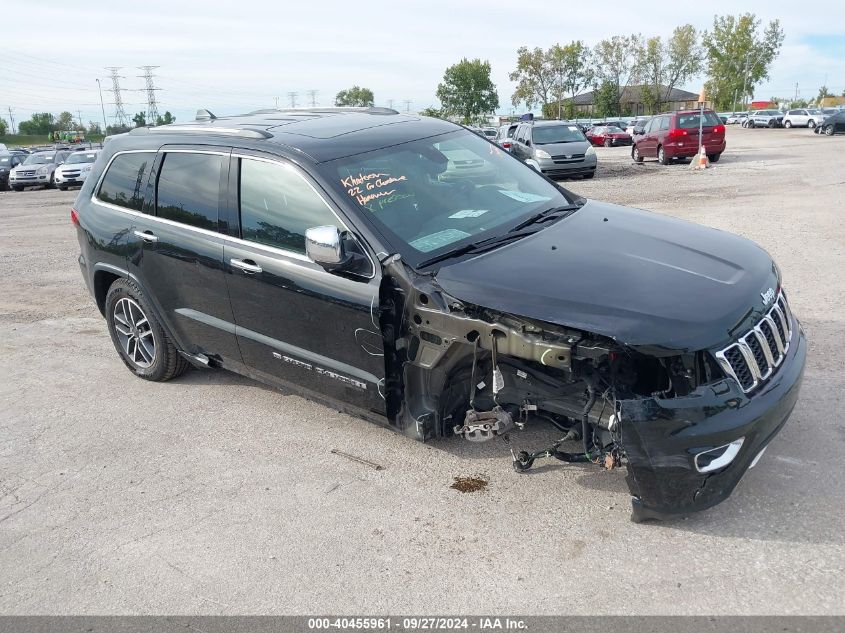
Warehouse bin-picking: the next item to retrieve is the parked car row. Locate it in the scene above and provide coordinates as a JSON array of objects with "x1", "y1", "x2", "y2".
[{"x1": 2, "y1": 147, "x2": 100, "y2": 191}]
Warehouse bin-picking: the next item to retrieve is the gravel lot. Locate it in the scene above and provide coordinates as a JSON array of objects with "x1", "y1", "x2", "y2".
[{"x1": 1, "y1": 126, "x2": 843, "y2": 614}]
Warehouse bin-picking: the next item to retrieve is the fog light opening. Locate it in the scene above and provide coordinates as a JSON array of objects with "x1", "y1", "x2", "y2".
[{"x1": 694, "y1": 438, "x2": 745, "y2": 473}]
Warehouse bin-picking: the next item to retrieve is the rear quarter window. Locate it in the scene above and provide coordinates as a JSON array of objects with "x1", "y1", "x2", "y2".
[{"x1": 96, "y1": 152, "x2": 155, "y2": 211}]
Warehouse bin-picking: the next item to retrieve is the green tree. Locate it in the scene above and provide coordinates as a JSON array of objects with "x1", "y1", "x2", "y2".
[
  {"x1": 155, "y1": 111, "x2": 175, "y2": 125},
  {"x1": 816, "y1": 85, "x2": 832, "y2": 103},
  {"x1": 637, "y1": 25, "x2": 703, "y2": 114},
  {"x1": 436, "y1": 58, "x2": 499, "y2": 124},
  {"x1": 509, "y1": 46, "x2": 558, "y2": 110},
  {"x1": 548, "y1": 41, "x2": 593, "y2": 118},
  {"x1": 593, "y1": 35, "x2": 642, "y2": 116},
  {"x1": 18, "y1": 112, "x2": 56, "y2": 135},
  {"x1": 334, "y1": 86, "x2": 375, "y2": 107},
  {"x1": 88, "y1": 121, "x2": 102, "y2": 135},
  {"x1": 132, "y1": 112, "x2": 147, "y2": 127},
  {"x1": 0, "y1": 117, "x2": 7, "y2": 136},
  {"x1": 418, "y1": 107, "x2": 444, "y2": 118},
  {"x1": 593, "y1": 80, "x2": 620, "y2": 117},
  {"x1": 703, "y1": 13, "x2": 784, "y2": 111}
]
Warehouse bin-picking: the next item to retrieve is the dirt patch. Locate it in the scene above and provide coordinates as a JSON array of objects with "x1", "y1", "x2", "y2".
[{"x1": 450, "y1": 475, "x2": 489, "y2": 493}]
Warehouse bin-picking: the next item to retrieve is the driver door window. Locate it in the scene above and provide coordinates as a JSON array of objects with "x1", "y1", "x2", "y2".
[{"x1": 239, "y1": 158, "x2": 339, "y2": 254}]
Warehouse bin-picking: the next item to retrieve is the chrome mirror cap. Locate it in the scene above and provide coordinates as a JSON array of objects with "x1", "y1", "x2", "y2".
[{"x1": 305, "y1": 225, "x2": 343, "y2": 266}]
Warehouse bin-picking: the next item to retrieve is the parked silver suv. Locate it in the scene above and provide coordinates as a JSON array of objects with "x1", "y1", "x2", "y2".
[
  {"x1": 510, "y1": 120, "x2": 596, "y2": 179},
  {"x1": 783, "y1": 108, "x2": 824, "y2": 129},
  {"x1": 8, "y1": 150, "x2": 71, "y2": 190},
  {"x1": 746, "y1": 110, "x2": 784, "y2": 128}
]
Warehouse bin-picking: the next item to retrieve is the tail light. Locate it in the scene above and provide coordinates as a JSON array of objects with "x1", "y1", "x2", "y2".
[
  {"x1": 714, "y1": 124, "x2": 725, "y2": 134},
  {"x1": 70, "y1": 208, "x2": 79, "y2": 227},
  {"x1": 502, "y1": 141, "x2": 512, "y2": 149},
  {"x1": 668, "y1": 128, "x2": 688, "y2": 139}
]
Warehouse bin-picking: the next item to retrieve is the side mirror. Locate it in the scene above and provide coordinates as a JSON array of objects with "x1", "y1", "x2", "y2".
[
  {"x1": 305, "y1": 225, "x2": 344, "y2": 266},
  {"x1": 305, "y1": 225, "x2": 371, "y2": 276},
  {"x1": 525, "y1": 139, "x2": 532, "y2": 147}
]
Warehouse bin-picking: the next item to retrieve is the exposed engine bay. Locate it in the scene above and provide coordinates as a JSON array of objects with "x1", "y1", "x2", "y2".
[{"x1": 376, "y1": 256, "x2": 744, "y2": 520}]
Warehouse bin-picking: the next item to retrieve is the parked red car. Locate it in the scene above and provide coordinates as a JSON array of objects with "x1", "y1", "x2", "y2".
[
  {"x1": 631, "y1": 109, "x2": 726, "y2": 164},
  {"x1": 586, "y1": 125, "x2": 633, "y2": 147}
]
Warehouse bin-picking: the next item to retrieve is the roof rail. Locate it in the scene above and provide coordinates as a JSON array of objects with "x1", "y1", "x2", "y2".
[
  {"x1": 246, "y1": 106, "x2": 400, "y2": 116},
  {"x1": 146, "y1": 125, "x2": 272, "y2": 139},
  {"x1": 196, "y1": 109, "x2": 217, "y2": 121}
]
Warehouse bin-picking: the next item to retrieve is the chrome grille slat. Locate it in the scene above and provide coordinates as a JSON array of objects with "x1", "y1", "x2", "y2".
[{"x1": 715, "y1": 291, "x2": 793, "y2": 393}]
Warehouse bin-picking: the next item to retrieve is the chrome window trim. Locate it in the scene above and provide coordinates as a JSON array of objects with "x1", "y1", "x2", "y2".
[{"x1": 89, "y1": 149, "x2": 377, "y2": 276}]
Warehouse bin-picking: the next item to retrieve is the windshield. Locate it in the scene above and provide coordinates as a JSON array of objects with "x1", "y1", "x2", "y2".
[
  {"x1": 0, "y1": 157, "x2": 10, "y2": 165},
  {"x1": 24, "y1": 153, "x2": 54, "y2": 165},
  {"x1": 321, "y1": 130, "x2": 576, "y2": 268},
  {"x1": 66, "y1": 152, "x2": 98, "y2": 164},
  {"x1": 533, "y1": 124, "x2": 586, "y2": 145}
]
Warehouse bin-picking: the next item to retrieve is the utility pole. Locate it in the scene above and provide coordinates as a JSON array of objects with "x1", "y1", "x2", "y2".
[
  {"x1": 137, "y1": 66, "x2": 161, "y2": 125},
  {"x1": 307, "y1": 90, "x2": 318, "y2": 107},
  {"x1": 95, "y1": 79, "x2": 108, "y2": 134},
  {"x1": 794, "y1": 82, "x2": 799, "y2": 103},
  {"x1": 288, "y1": 92, "x2": 298, "y2": 108},
  {"x1": 103, "y1": 67, "x2": 129, "y2": 128},
  {"x1": 274, "y1": 96, "x2": 279, "y2": 109},
  {"x1": 77, "y1": 110, "x2": 83, "y2": 129},
  {"x1": 6, "y1": 107, "x2": 14, "y2": 134},
  {"x1": 402, "y1": 100, "x2": 412, "y2": 113}
]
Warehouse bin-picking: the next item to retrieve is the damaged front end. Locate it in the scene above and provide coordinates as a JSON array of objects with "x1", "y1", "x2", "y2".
[{"x1": 378, "y1": 256, "x2": 806, "y2": 522}]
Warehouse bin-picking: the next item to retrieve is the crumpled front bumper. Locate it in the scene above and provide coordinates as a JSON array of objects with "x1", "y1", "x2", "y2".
[{"x1": 620, "y1": 319, "x2": 806, "y2": 522}]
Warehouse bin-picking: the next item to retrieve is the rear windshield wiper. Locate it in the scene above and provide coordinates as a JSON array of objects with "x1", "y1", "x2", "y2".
[
  {"x1": 417, "y1": 229, "x2": 539, "y2": 269},
  {"x1": 509, "y1": 202, "x2": 582, "y2": 233}
]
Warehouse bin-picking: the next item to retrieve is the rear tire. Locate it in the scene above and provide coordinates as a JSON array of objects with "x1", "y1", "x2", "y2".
[
  {"x1": 105, "y1": 278, "x2": 189, "y2": 382},
  {"x1": 825, "y1": 125, "x2": 834, "y2": 136},
  {"x1": 768, "y1": 120, "x2": 776, "y2": 128},
  {"x1": 784, "y1": 120, "x2": 792, "y2": 128},
  {"x1": 657, "y1": 145, "x2": 669, "y2": 165},
  {"x1": 632, "y1": 145, "x2": 643, "y2": 163},
  {"x1": 808, "y1": 120, "x2": 816, "y2": 129},
  {"x1": 603, "y1": 138, "x2": 612, "y2": 148},
  {"x1": 708, "y1": 153, "x2": 721, "y2": 163}
]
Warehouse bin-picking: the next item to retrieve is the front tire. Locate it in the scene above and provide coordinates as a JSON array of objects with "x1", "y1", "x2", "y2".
[
  {"x1": 105, "y1": 278, "x2": 188, "y2": 382},
  {"x1": 657, "y1": 145, "x2": 669, "y2": 165},
  {"x1": 808, "y1": 120, "x2": 816, "y2": 129},
  {"x1": 768, "y1": 120, "x2": 776, "y2": 128},
  {"x1": 58, "y1": 185, "x2": 68, "y2": 191},
  {"x1": 784, "y1": 120, "x2": 792, "y2": 128},
  {"x1": 12, "y1": 186, "x2": 24, "y2": 192},
  {"x1": 632, "y1": 145, "x2": 643, "y2": 163},
  {"x1": 582, "y1": 171, "x2": 595, "y2": 179},
  {"x1": 825, "y1": 125, "x2": 835, "y2": 136},
  {"x1": 603, "y1": 138, "x2": 612, "y2": 148}
]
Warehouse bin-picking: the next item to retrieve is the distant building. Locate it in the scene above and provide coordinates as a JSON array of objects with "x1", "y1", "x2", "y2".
[
  {"x1": 569, "y1": 85, "x2": 704, "y2": 116},
  {"x1": 819, "y1": 96, "x2": 845, "y2": 107}
]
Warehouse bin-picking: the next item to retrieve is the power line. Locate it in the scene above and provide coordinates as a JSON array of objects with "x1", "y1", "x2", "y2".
[
  {"x1": 104, "y1": 67, "x2": 129, "y2": 128},
  {"x1": 137, "y1": 66, "x2": 161, "y2": 124}
]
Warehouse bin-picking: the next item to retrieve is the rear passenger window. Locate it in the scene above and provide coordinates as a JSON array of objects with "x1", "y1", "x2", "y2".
[
  {"x1": 97, "y1": 152, "x2": 154, "y2": 211},
  {"x1": 239, "y1": 158, "x2": 338, "y2": 254},
  {"x1": 156, "y1": 152, "x2": 223, "y2": 230}
]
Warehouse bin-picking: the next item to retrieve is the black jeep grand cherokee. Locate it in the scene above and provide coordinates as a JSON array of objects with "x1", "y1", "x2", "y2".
[{"x1": 73, "y1": 107, "x2": 805, "y2": 522}]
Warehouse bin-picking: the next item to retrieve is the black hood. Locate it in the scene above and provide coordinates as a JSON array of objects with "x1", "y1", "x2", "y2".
[{"x1": 433, "y1": 200, "x2": 778, "y2": 353}]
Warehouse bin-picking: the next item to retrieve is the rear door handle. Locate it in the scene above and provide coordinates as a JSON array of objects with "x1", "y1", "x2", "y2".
[
  {"x1": 133, "y1": 230, "x2": 158, "y2": 243},
  {"x1": 230, "y1": 258, "x2": 262, "y2": 274}
]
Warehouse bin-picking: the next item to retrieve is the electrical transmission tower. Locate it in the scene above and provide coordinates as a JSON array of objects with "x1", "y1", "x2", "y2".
[
  {"x1": 104, "y1": 67, "x2": 129, "y2": 128},
  {"x1": 137, "y1": 66, "x2": 161, "y2": 124},
  {"x1": 307, "y1": 90, "x2": 318, "y2": 107},
  {"x1": 288, "y1": 92, "x2": 298, "y2": 108},
  {"x1": 402, "y1": 100, "x2": 412, "y2": 113}
]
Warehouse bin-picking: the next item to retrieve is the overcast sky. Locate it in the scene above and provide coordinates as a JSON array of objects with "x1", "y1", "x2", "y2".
[{"x1": 2, "y1": 0, "x2": 844, "y2": 129}]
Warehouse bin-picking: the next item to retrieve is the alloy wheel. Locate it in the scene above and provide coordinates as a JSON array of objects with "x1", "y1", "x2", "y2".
[{"x1": 113, "y1": 297, "x2": 156, "y2": 368}]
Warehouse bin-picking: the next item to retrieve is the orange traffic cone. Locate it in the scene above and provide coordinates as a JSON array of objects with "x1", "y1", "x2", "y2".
[{"x1": 692, "y1": 146, "x2": 709, "y2": 170}]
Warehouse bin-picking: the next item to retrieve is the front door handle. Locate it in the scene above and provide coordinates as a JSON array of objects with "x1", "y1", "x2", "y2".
[
  {"x1": 133, "y1": 230, "x2": 158, "y2": 243},
  {"x1": 230, "y1": 258, "x2": 262, "y2": 274}
]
